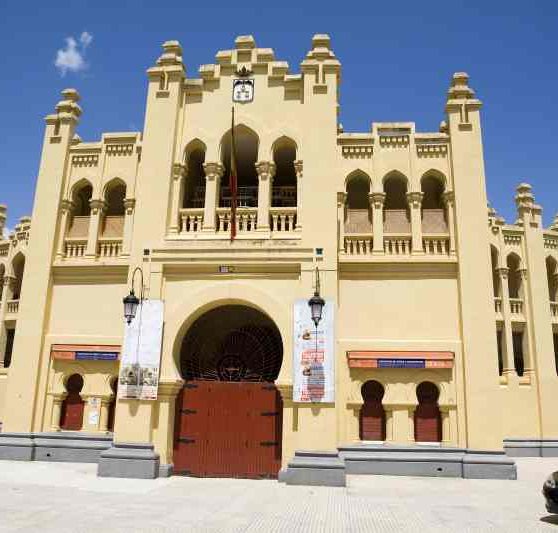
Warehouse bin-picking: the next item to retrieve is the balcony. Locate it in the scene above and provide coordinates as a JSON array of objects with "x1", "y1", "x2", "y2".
[
  {"x1": 494, "y1": 297, "x2": 502, "y2": 314},
  {"x1": 551, "y1": 301, "x2": 558, "y2": 322},
  {"x1": 509, "y1": 298, "x2": 524, "y2": 318},
  {"x1": 177, "y1": 207, "x2": 298, "y2": 238},
  {"x1": 98, "y1": 238, "x2": 123, "y2": 258},
  {"x1": 64, "y1": 238, "x2": 87, "y2": 258},
  {"x1": 340, "y1": 233, "x2": 453, "y2": 262},
  {"x1": 5, "y1": 299, "x2": 19, "y2": 317}
]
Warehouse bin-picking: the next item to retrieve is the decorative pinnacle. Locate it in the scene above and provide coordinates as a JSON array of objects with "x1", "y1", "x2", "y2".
[
  {"x1": 305, "y1": 33, "x2": 337, "y2": 61},
  {"x1": 235, "y1": 35, "x2": 256, "y2": 50},
  {"x1": 551, "y1": 213, "x2": 558, "y2": 231},
  {"x1": 447, "y1": 71, "x2": 476, "y2": 100},
  {"x1": 55, "y1": 88, "x2": 82, "y2": 118},
  {"x1": 156, "y1": 40, "x2": 183, "y2": 66},
  {"x1": 515, "y1": 182, "x2": 535, "y2": 211}
]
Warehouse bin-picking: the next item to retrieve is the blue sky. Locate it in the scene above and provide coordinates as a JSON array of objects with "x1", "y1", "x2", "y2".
[{"x1": 1, "y1": 0, "x2": 557, "y2": 230}]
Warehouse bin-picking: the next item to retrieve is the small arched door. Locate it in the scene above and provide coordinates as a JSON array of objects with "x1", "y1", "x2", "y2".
[
  {"x1": 414, "y1": 381, "x2": 441, "y2": 442},
  {"x1": 60, "y1": 374, "x2": 85, "y2": 431},
  {"x1": 359, "y1": 380, "x2": 386, "y2": 441}
]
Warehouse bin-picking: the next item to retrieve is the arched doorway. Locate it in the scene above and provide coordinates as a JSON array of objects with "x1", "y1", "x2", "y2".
[
  {"x1": 414, "y1": 381, "x2": 441, "y2": 443},
  {"x1": 60, "y1": 374, "x2": 85, "y2": 431},
  {"x1": 359, "y1": 380, "x2": 386, "y2": 441},
  {"x1": 174, "y1": 305, "x2": 283, "y2": 478}
]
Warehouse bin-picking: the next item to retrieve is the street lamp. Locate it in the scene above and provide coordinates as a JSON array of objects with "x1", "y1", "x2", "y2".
[
  {"x1": 123, "y1": 267, "x2": 144, "y2": 325},
  {"x1": 308, "y1": 267, "x2": 325, "y2": 327}
]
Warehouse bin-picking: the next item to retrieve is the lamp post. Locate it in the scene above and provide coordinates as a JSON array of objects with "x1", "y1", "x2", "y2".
[
  {"x1": 308, "y1": 266, "x2": 325, "y2": 356},
  {"x1": 123, "y1": 267, "x2": 144, "y2": 325},
  {"x1": 122, "y1": 267, "x2": 144, "y2": 398}
]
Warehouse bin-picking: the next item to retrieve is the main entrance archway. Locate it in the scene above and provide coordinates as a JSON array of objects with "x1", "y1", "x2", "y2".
[{"x1": 173, "y1": 305, "x2": 283, "y2": 478}]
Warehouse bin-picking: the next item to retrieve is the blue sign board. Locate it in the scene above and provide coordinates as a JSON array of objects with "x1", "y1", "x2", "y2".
[
  {"x1": 378, "y1": 359, "x2": 425, "y2": 369},
  {"x1": 75, "y1": 351, "x2": 119, "y2": 361}
]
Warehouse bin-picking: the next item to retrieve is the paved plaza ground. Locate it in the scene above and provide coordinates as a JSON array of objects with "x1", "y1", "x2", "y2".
[{"x1": 0, "y1": 457, "x2": 557, "y2": 532}]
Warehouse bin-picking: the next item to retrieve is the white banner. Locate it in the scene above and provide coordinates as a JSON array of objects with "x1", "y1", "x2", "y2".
[
  {"x1": 118, "y1": 299, "x2": 164, "y2": 400},
  {"x1": 293, "y1": 299, "x2": 335, "y2": 403}
]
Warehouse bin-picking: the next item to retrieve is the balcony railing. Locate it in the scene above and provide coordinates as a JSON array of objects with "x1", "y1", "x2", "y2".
[
  {"x1": 64, "y1": 239, "x2": 87, "y2": 258},
  {"x1": 270, "y1": 207, "x2": 297, "y2": 232},
  {"x1": 423, "y1": 236, "x2": 450, "y2": 255},
  {"x1": 6, "y1": 300, "x2": 19, "y2": 315},
  {"x1": 217, "y1": 207, "x2": 258, "y2": 233},
  {"x1": 180, "y1": 208, "x2": 204, "y2": 234},
  {"x1": 384, "y1": 235, "x2": 412, "y2": 255},
  {"x1": 344, "y1": 234, "x2": 374, "y2": 255},
  {"x1": 551, "y1": 301, "x2": 558, "y2": 319},
  {"x1": 98, "y1": 238, "x2": 123, "y2": 258},
  {"x1": 494, "y1": 297, "x2": 502, "y2": 314},
  {"x1": 509, "y1": 298, "x2": 524, "y2": 315}
]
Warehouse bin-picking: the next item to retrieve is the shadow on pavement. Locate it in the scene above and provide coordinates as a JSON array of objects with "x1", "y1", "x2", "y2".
[{"x1": 540, "y1": 515, "x2": 558, "y2": 526}]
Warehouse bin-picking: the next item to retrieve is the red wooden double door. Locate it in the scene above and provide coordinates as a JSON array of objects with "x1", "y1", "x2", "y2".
[{"x1": 174, "y1": 381, "x2": 283, "y2": 479}]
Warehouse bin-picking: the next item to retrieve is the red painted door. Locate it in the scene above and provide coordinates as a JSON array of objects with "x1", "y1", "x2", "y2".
[
  {"x1": 414, "y1": 403, "x2": 441, "y2": 442},
  {"x1": 360, "y1": 401, "x2": 386, "y2": 441},
  {"x1": 60, "y1": 393, "x2": 85, "y2": 431},
  {"x1": 174, "y1": 381, "x2": 282, "y2": 478}
]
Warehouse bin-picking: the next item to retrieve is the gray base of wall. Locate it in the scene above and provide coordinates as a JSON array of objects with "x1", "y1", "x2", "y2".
[
  {"x1": 280, "y1": 444, "x2": 517, "y2": 487},
  {"x1": 0, "y1": 432, "x2": 112, "y2": 462},
  {"x1": 339, "y1": 444, "x2": 517, "y2": 480},
  {"x1": 159, "y1": 464, "x2": 173, "y2": 478},
  {"x1": 278, "y1": 450, "x2": 346, "y2": 487},
  {"x1": 97, "y1": 443, "x2": 160, "y2": 479},
  {"x1": 503, "y1": 438, "x2": 558, "y2": 457}
]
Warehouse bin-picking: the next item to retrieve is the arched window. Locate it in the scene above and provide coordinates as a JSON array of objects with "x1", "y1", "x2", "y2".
[
  {"x1": 220, "y1": 125, "x2": 259, "y2": 207},
  {"x1": 506, "y1": 254, "x2": 522, "y2": 299},
  {"x1": 183, "y1": 142, "x2": 206, "y2": 208},
  {"x1": 272, "y1": 137, "x2": 297, "y2": 207},
  {"x1": 546, "y1": 256, "x2": 558, "y2": 302},
  {"x1": 415, "y1": 381, "x2": 441, "y2": 442},
  {"x1": 345, "y1": 172, "x2": 372, "y2": 233},
  {"x1": 60, "y1": 374, "x2": 85, "y2": 431},
  {"x1": 101, "y1": 180, "x2": 126, "y2": 238},
  {"x1": 68, "y1": 181, "x2": 93, "y2": 239},
  {"x1": 11, "y1": 253, "x2": 25, "y2": 300},
  {"x1": 383, "y1": 173, "x2": 410, "y2": 233},
  {"x1": 421, "y1": 174, "x2": 447, "y2": 233},
  {"x1": 359, "y1": 380, "x2": 386, "y2": 441},
  {"x1": 491, "y1": 246, "x2": 500, "y2": 297}
]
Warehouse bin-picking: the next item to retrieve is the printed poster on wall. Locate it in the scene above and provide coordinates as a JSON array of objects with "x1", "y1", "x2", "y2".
[
  {"x1": 293, "y1": 299, "x2": 335, "y2": 403},
  {"x1": 118, "y1": 299, "x2": 164, "y2": 400}
]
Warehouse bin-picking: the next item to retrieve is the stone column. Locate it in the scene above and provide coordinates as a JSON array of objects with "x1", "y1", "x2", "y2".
[
  {"x1": 255, "y1": 161, "x2": 276, "y2": 232},
  {"x1": 443, "y1": 190, "x2": 456, "y2": 254},
  {"x1": 56, "y1": 200, "x2": 74, "y2": 259},
  {"x1": 294, "y1": 160, "x2": 303, "y2": 231},
  {"x1": 369, "y1": 192, "x2": 386, "y2": 254},
  {"x1": 407, "y1": 406, "x2": 416, "y2": 443},
  {"x1": 497, "y1": 267, "x2": 514, "y2": 380},
  {"x1": 385, "y1": 406, "x2": 394, "y2": 442},
  {"x1": 337, "y1": 192, "x2": 347, "y2": 253},
  {"x1": 407, "y1": 191, "x2": 424, "y2": 254},
  {"x1": 99, "y1": 396, "x2": 113, "y2": 432},
  {"x1": 85, "y1": 199, "x2": 106, "y2": 257},
  {"x1": 440, "y1": 406, "x2": 451, "y2": 444},
  {"x1": 51, "y1": 393, "x2": 66, "y2": 431},
  {"x1": 153, "y1": 381, "x2": 184, "y2": 473},
  {"x1": 518, "y1": 267, "x2": 534, "y2": 383},
  {"x1": 121, "y1": 199, "x2": 136, "y2": 257},
  {"x1": 168, "y1": 162, "x2": 186, "y2": 235},
  {"x1": 202, "y1": 162, "x2": 224, "y2": 232}
]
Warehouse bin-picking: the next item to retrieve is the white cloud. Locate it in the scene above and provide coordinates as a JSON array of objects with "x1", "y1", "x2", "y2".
[{"x1": 55, "y1": 31, "x2": 93, "y2": 76}]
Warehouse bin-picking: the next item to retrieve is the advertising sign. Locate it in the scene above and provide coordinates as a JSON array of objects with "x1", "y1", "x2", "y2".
[
  {"x1": 293, "y1": 299, "x2": 335, "y2": 403},
  {"x1": 118, "y1": 300, "x2": 164, "y2": 400}
]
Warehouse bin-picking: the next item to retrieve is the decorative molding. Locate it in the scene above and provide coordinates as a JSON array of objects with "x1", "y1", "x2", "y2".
[
  {"x1": 106, "y1": 144, "x2": 134, "y2": 156},
  {"x1": 379, "y1": 135, "x2": 409, "y2": 148},
  {"x1": 416, "y1": 144, "x2": 448, "y2": 158},
  {"x1": 203, "y1": 161, "x2": 225, "y2": 180},
  {"x1": 406, "y1": 192, "x2": 424, "y2": 209},
  {"x1": 72, "y1": 154, "x2": 99, "y2": 167},
  {"x1": 342, "y1": 145, "x2": 373, "y2": 159},
  {"x1": 255, "y1": 161, "x2": 276, "y2": 180},
  {"x1": 369, "y1": 192, "x2": 386, "y2": 209}
]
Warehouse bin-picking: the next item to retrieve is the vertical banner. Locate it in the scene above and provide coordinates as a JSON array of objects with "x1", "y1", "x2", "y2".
[
  {"x1": 293, "y1": 299, "x2": 335, "y2": 403},
  {"x1": 118, "y1": 299, "x2": 164, "y2": 400}
]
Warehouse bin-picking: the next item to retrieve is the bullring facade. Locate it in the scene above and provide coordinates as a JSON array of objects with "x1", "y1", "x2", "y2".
[{"x1": 0, "y1": 34, "x2": 556, "y2": 482}]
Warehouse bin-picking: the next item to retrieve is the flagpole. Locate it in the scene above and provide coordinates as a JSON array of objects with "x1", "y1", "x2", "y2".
[{"x1": 230, "y1": 105, "x2": 237, "y2": 242}]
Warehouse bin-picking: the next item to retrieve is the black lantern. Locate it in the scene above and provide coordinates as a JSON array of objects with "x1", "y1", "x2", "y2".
[
  {"x1": 123, "y1": 267, "x2": 144, "y2": 325},
  {"x1": 308, "y1": 267, "x2": 325, "y2": 327}
]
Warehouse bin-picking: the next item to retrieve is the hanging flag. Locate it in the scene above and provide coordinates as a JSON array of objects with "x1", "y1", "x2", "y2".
[{"x1": 230, "y1": 107, "x2": 238, "y2": 241}]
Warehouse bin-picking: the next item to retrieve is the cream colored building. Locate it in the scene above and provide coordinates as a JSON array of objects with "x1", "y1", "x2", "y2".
[{"x1": 0, "y1": 35, "x2": 556, "y2": 481}]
